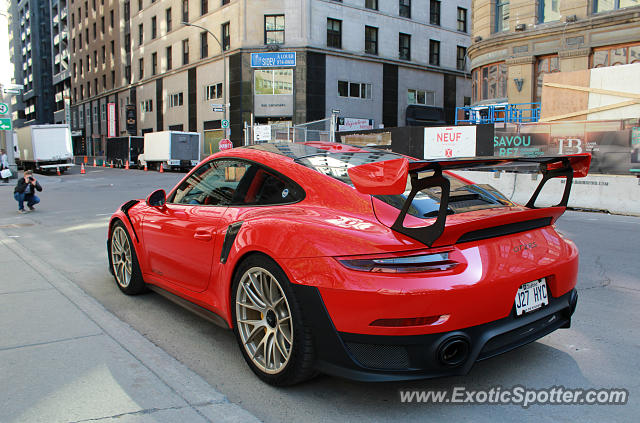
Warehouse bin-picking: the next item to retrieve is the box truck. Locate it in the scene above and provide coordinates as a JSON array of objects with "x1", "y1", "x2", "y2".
[
  {"x1": 15, "y1": 124, "x2": 74, "y2": 173},
  {"x1": 106, "y1": 136, "x2": 144, "y2": 168},
  {"x1": 138, "y1": 131, "x2": 201, "y2": 171}
]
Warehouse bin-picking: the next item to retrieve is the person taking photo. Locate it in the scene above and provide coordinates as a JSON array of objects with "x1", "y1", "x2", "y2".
[{"x1": 14, "y1": 170, "x2": 42, "y2": 213}]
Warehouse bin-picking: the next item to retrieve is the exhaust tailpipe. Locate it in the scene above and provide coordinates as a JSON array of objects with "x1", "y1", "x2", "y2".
[{"x1": 437, "y1": 336, "x2": 470, "y2": 367}]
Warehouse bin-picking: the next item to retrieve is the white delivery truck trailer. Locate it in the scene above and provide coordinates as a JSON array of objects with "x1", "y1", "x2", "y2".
[
  {"x1": 15, "y1": 124, "x2": 74, "y2": 173},
  {"x1": 138, "y1": 131, "x2": 201, "y2": 171}
]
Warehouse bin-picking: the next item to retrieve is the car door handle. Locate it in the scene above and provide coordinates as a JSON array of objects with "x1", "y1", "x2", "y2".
[{"x1": 194, "y1": 231, "x2": 212, "y2": 241}]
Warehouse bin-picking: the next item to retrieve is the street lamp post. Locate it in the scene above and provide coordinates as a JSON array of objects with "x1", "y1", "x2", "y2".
[{"x1": 181, "y1": 22, "x2": 229, "y2": 142}]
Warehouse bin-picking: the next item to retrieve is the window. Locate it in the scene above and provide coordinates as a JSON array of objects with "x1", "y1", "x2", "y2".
[
  {"x1": 125, "y1": 65, "x2": 131, "y2": 82},
  {"x1": 430, "y1": 0, "x2": 440, "y2": 25},
  {"x1": 594, "y1": 0, "x2": 639, "y2": 13},
  {"x1": 170, "y1": 159, "x2": 304, "y2": 206},
  {"x1": 93, "y1": 50, "x2": 98, "y2": 68},
  {"x1": 365, "y1": 26, "x2": 378, "y2": 55},
  {"x1": 101, "y1": 16, "x2": 104, "y2": 34},
  {"x1": 399, "y1": 33, "x2": 411, "y2": 61},
  {"x1": 399, "y1": 0, "x2": 411, "y2": 18},
  {"x1": 407, "y1": 89, "x2": 435, "y2": 106},
  {"x1": 254, "y1": 69, "x2": 294, "y2": 95},
  {"x1": 166, "y1": 46, "x2": 172, "y2": 70},
  {"x1": 264, "y1": 15, "x2": 285, "y2": 45},
  {"x1": 166, "y1": 8, "x2": 172, "y2": 32},
  {"x1": 457, "y1": 46, "x2": 466, "y2": 70},
  {"x1": 200, "y1": 31, "x2": 208, "y2": 58},
  {"x1": 182, "y1": 38, "x2": 189, "y2": 65},
  {"x1": 222, "y1": 22, "x2": 230, "y2": 51},
  {"x1": 151, "y1": 16, "x2": 157, "y2": 39},
  {"x1": 110, "y1": 40, "x2": 115, "y2": 59},
  {"x1": 139, "y1": 57, "x2": 144, "y2": 79},
  {"x1": 495, "y1": 1, "x2": 509, "y2": 32},
  {"x1": 152, "y1": 52, "x2": 157, "y2": 75},
  {"x1": 139, "y1": 23, "x2": 143, "y2": 45},
  {"x1": 337, "y1": 80, "x2": 372, "y2": 99},
  {"x1": 457, "y1": 7, "x2": 467, "y2": 32},
  {"x1": 471, "y1": 62, "x2": 508, "y2": 103},
  {"x1": 138, "y1": 0, "x2": 142, "y2": 12},
  {"x1": 539, "y1": 0, "x2": 560, "y2": 23},
  {"x1": 101, "y1": 45, "x2": 106, "y2": 63},
  {"x1": 124, "y1": 2, "x2": 130, "y2": 21},
  {"x1": 365, "y1": 0, "x2": 378, "y2": 10},
  {"x1": 182, "y1": 0, "x2": 189, "y2": 23},
  {"x1": 591, "y1": 42, "x2": 640, "y2": 68},
  {"x1": 169, "y1": 92, "x2": 183, "y2": 107},
  {"x1": 93, "y1": 22, "x2": 96, "y2": 39},
  {"x1": 327, "y1": 18, "x2": 341, "y2": 49},
  {"x1": 205, "y1": 83, "x2": 223, "y2": 100},
  {"x1": 141, "y1": 99, "x2": 153, "y2": 112},
  {"x1": 125, "y1": 33, "x2": 131, "y2": 52},
  {"x1": 429, "y1": 39, "x2": 440, "y2": 66},
  {"x1": 110, "y1": 9, "x2": 114, "y2": 28},
  {"x1": 201, "y1": 0, "x2": 208, "y2": 16},
  {"x1": 535, "y1": 55, "x2": 559, "y2": 101}
]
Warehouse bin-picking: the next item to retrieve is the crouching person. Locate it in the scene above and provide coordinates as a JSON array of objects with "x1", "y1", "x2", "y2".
[{"x1": 14, "y1": 170, "x2": 42, "y2": 213}]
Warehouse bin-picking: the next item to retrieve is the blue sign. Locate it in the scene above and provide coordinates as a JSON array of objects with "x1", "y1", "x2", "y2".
[{"x1": 251, "y1": 52, "x2": 296, "y2": 68}]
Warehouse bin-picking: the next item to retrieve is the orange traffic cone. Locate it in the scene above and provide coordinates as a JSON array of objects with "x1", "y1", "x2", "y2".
[
  {"x1": 56, "y1": 167, "x2": 61, "y2": 176},
  {"x1": 110, "y1": 161, "x2": 114, "y2": 168},
  {"x1": 144, "y1": 163, "x2": 148, "y2": 171},
  {"x1": 159, "y1": 164, "x2": 164, "y2": 173},
  {"x1": 93, "y1": 158, "x2": 97, "y2": 167},
  {"x1": 124, "y1": 160, "x2": 129, "y2": 170},
  {"x1": 102, "y1": 160, "x2": 106, "y2": 168},
  {"x1": 80, "y1": 163, "x2": 86, "y2": 174}
]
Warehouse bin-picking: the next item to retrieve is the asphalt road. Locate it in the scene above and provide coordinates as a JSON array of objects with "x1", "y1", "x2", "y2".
[{"x1": 0, "y1": 166, "x2": 638, "y2": 422}]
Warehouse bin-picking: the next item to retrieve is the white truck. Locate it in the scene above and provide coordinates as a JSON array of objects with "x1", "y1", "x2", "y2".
[
  {"x1": 138, "y1": 131, "x2": 201, "y2": 171},
  {"x1": 15, "y1": 124, "x2": 74, "y2": 173}
]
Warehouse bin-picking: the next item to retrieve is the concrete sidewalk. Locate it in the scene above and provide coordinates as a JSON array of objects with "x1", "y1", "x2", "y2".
[{"x1": 0, "y1": 231, "x2": 260, "y2": 423}]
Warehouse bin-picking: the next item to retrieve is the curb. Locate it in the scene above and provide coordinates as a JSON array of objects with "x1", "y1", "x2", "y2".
[{"x1": 0, "y1": 230, "x2": 261, "y2": 423}]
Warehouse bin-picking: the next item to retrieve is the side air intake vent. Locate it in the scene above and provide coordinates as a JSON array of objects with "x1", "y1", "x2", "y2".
[{"x1": 457, "y1": 217, "x2": 553, "y2": 244}]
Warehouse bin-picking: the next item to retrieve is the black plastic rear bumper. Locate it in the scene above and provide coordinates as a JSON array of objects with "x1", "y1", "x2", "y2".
[{"x1": 291, "y1": 284, "x2": 578, "y2": 382}]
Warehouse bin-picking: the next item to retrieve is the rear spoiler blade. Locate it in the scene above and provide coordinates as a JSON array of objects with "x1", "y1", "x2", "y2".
[{"x1": 347, "y1": 154, "x2": 591, "y2": 247}]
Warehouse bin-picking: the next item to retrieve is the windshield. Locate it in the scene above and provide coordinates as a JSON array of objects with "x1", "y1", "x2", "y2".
[{"x1": 297, "y1": 151, "x2": 513, "y2": 217}]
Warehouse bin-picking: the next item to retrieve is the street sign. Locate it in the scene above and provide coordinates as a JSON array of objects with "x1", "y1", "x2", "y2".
[
  {"x1": 219, "y1": 138, "x2": 233, "y2": 150},
  {"x1": 210, "y1": 103, "x2": 224, "y2": 108},
  {"x1": 0, "y1": 103, "x2": 8, "y2": 114},
  {"x1": 250, "y1": 52, "x2": 296, "y2": 68},
  {"x1": 331, "y1": 109, "x2": 340, "y2": 114},
  {"x1": 221, "y1": 119, "x2": 229, "y2": 129},
  {"x1": 3, "y1": 83, "x2": 23, "y2": 90},
  {"x1": 212, "y1": 108, "x2": 224, "y2": 113},
  {"x1": 3, "y1": 88, "x2": 20, "y2": 95},
  {"x1": 0, "y1": 118, "x2": 12, "y2": 131}
]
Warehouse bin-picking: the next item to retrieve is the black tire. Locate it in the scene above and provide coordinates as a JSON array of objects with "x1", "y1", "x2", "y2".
[
  {"x1": 109, "y1": 220, "x2": 147, "y2": 295},
  {"x1": 231, "y1": 254, "x2": 316, "y2": 386}
]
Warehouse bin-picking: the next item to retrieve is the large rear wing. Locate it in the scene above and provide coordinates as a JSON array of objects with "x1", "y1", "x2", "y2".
[{"x1": 347, "y1": 154, "x2": 591, "y2": 247}]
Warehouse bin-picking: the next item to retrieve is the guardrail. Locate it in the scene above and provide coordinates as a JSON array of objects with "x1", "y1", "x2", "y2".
[{"x1": 455, "y1": 103, "x2": 541, "y2": 125}]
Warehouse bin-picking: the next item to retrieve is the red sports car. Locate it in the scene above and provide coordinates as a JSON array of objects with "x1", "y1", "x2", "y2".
[{"x1": 107, "y1": 142, "x2": 590, "y2": 385}]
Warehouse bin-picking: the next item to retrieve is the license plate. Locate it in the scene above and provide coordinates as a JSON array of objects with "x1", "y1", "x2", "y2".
[{"x1": 515, "y1": 278, "x2": 549, "y2": 316}]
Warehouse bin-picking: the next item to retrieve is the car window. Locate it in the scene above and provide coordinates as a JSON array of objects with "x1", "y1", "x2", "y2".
[
  {"x1": 231, "y1": 163, "x2": 305, "y2": 206},
  {"x1": 170, "y1": 160, "x2": 250, "y2": 206},
  {"x1": 169, "y1": 159, "x2": 304, "y2": 206}
]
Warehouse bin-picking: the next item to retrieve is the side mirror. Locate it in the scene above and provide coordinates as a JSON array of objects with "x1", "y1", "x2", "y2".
[{"x1": 146, "y1": 189, "x2": 166, "y2": 207}]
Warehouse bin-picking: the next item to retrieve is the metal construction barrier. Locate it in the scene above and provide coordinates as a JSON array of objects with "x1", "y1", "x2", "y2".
[{"x1": 456, "y1": 103, "x2": 540, "y2": 125}]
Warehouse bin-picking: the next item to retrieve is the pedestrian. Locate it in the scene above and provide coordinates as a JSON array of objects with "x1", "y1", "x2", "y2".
[
  {"x1": 14, "y1": 170, "x2": 42, "y2": 213},
  {"x1": 1, "y1": 149, "x2": 10, "y2": 183}
]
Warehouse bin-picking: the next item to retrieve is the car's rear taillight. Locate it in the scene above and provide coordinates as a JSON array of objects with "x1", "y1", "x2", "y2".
[
  {"x1": 337, "y1": 252, "x2": 458, "y2": 273},
  {"x1": 370, "y1": 314, "x2": 450, "y2": 327}
]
